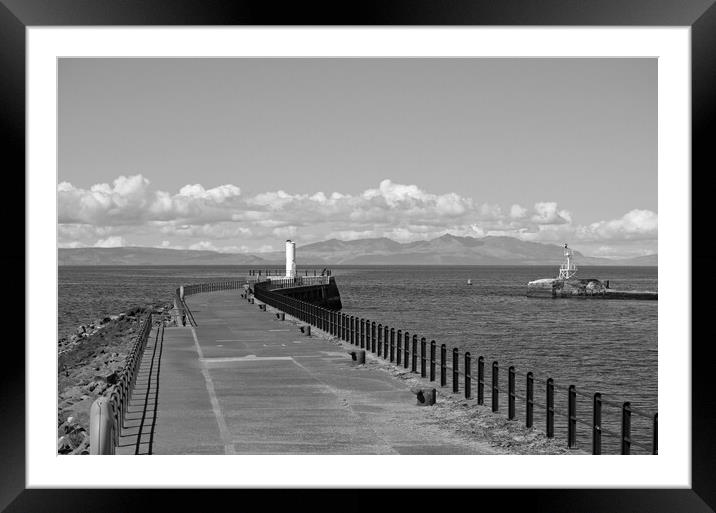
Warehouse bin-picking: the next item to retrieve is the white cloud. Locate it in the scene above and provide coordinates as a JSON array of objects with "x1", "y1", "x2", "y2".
[
  {"x1": 579, "y1": 209, "x2": 657, "y2": 241},
  {"x1": 59, "y1": 174, "x2": 244, "y2": 225},
  {"x1": 531, "y1": 202, "x2": 572, "y2": 225},
  {"x1": 188, "y1": 241, "x2": 218, "y2": 251},
  {"x1": 510, "y1": 204, "x2": 527, "y2": 219},
  {"x1": 93, "y1": 236, "x2": 126, "y2": 248},
  {"x1": 57, "y1": 175, "x2": 657, "y2": 255},
  {"x1": 178, "y1": 183, "x2": 241, "y2": 202}
]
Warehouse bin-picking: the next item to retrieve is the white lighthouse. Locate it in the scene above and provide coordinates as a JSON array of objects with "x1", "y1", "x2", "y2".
[
  {"x1": 558, "y1": 243, "x2": 577, "y2": 280},
  {"x1": 285, "y1": 240, "x2": 296, "y2": 278}
]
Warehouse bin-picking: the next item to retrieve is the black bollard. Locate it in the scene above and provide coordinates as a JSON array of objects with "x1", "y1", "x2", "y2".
[
  {"x1": 396, "y1": 330, "x2": 402, "y2": 366},
  {"x1": 464, "y1": 352, "x2": 471, "y2": 399},
  {"x1": 404, "y1": 331, "x2": 410, "y2": 369},
  {"x1": 420, "y1": 337, "x2": 427, "y2": 378},
  {"x1": 430, "y1": 340, "x2": 436, "y2": 382},
  {"x1": 526, "y1": 372, "x2": 534, "y2": 428},
  {"x1": 508, "y1": 366, "x2": 516, "y2": 420},
  {"x1": 492, "y1": 361, "x2": 499, "y2": 412}
]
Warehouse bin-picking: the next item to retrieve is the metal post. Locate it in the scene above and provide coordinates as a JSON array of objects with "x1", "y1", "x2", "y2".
[
  {"x1": 384, "y1": 326, "x2": 389, "y2": 359},
  {"x1": 546, "y1": 378, "x2": 555, "y2": 438},
  {"x1": 350, "y1": 316, "x2": 354, "y2": 344},
  {"x1": 568, "y1": 385, "x2": 577, "y2": 449},
  {"x1": 477, "y1": 356, "x2": 485, "y2": 406},
  {"x1": 621, "y1": 402, "x2": 632, "y2": 455},
  {"x1": 377, "y1": 323, "x2": 383, "y2": 355},
  {"x1": 396, "y1": 330, "x2": 402, "y2": 365},
  {"x1": 526, "y1": 372, "x2": 534, "y2": 428},
  {"x1": 429, "y1": 340, "x2": 436, "y2": 381},
  {"x1": 492, "y1": 361, "x2": 499, "y2": 412},
  {"x1": 421, "y1": 337, "x2": 427, "y2": 378},
  {"x1": 452, "y1": 348, "x2": 459, "y2": 393},
  {"x1": 89, "y1": 397, "x2": 115, "y2": 455},
  {"x1": 508, "y1": 366, "x2": 516, "y2": 420},
  {"x1": 360, "y1": 319, "x2": 365, "y2": 349},
  {"x1": 464, "y1": 352, "x2": 472, "y2": 399},
  {"x1": 652, "y1": 413, "x2": 658, "y2": 455},
  {"x1": 440, "y1": 344, "x2": 447, "y2": 387},
  {"x1": 593, "y1": 393, "x2": 602, "y2": 455},
  {"x1": 404, "y1": 331, "x2": 410, "y2": 369},
  {"x1": 371, "y1": 321, "x2": 376, "y2": 353},
  {"x1": 390, "y1": 328, "x2": 395, "y2": 362},
  {"x1": 412, "y1": 335, "x2": 418, "y2": 373}
]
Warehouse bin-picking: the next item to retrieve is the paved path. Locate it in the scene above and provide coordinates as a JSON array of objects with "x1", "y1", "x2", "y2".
[{"x1": 131, "y1": 291, "x2": 498, "y2": 455}]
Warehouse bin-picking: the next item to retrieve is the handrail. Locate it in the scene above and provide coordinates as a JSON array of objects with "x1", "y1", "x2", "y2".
[{"x1": 89, "y1": 312, "x2": 153, "y2": 454}]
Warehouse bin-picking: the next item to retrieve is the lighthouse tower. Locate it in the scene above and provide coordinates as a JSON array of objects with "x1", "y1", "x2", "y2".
[
  {"x1": 558, "y1": 243, "x2": 577, "y2": 280},
  {"x1": 285, "y1": 240, "x2": 296, "y2": 278}
]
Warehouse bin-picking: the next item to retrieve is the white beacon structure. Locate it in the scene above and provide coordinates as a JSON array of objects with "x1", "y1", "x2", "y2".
[
  {"x1": 558, "y1": 243, "x2": 577, "y2": 280},
  {"x1": 285, "y1": 239, "x2": 296, "y2": 278}
]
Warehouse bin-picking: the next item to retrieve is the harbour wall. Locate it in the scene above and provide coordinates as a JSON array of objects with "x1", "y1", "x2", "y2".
[{"x1": 259, "y1": 277, "x2": 342, "y2": 310}]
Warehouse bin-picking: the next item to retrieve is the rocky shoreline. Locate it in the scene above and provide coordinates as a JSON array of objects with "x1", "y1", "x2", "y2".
[{"x1": 57, "y1": 301, "x2": 173, "y2": 455}]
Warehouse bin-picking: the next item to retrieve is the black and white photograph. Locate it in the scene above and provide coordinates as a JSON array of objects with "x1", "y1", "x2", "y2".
[
  {"x1": 7, "y1": 7, "x2": 712, "y2": 510},
  {"x1": 56, "y1": 57, "x2": 659, "y2": 457}
]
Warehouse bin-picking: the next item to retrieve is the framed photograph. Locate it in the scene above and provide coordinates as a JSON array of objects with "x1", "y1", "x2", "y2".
[{"x1": 7, "y1": 0, "x2": 713, "y2": 511}]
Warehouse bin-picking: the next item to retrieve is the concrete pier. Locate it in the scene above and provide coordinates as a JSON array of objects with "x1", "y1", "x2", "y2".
[{"x1": 129, "y1": 290, "x2": 500, "y2": 455}]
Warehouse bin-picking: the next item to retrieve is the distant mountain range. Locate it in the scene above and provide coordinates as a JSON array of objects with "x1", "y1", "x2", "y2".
[{"x1": 58, "y1": 235, "x2": 657, "y2": 266}]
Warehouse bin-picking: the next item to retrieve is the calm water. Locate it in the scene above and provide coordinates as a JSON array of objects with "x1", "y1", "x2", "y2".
[{"x1": 58, "y1": 264, "x2": 657, "y2": 453}]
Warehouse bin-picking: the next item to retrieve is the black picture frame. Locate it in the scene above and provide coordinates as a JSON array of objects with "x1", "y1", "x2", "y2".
[{"x1": 4, "y1": 1, "x2": 713, "y2": 511}]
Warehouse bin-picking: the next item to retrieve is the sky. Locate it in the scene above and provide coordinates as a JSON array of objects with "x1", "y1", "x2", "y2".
[{"x1": 57, "y1": 58, "x2": 657, "y2": 258}]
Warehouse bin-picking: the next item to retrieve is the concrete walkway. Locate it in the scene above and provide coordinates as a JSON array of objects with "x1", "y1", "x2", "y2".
[{"x1": 140, "y1": 291, "x2": 498, "y2": 455}]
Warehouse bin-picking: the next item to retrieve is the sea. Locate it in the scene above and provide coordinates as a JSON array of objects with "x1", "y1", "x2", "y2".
[{"x1": 58, "y1": 264, "x2": 658, "y2": 454}]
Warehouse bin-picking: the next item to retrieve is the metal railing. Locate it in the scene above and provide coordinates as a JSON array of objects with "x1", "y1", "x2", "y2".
[
  {"x1": 248, "y1": 269, "x2": 332, "y2": 277},
  {"x1": 252, "y1": 280, "x2": 658, "y2": 455},
  {"x1": 89, "y1": 313, "x2": 153, "y2": 454},
  {"x1": 173, "y1": 280, "x2": 247, "y2": 326},
  {"x1": 259, "y1": 276, "x2": 331, "y2": 290}
]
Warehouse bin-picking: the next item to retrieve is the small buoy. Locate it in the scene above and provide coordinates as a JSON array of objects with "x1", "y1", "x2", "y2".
[{"x1": 467, "y1": 279, "x2": 472, "y2": 285}]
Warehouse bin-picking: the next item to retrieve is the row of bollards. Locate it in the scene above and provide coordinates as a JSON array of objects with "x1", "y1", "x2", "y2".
[{"x1": 248, "y1": 280, "x2": 657, "y2": 455}]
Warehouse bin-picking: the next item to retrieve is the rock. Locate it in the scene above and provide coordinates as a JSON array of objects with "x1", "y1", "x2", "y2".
[
  {"x1": 57, "y1": 435, "x2": 73, "y2": 454},
  {"x1": 98, "y1": 371, "x2": 119, "y2": 385}
]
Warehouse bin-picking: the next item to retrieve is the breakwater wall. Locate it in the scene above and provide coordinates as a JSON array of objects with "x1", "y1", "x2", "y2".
[
  {"x1": 254, "y1": 277, "x2": 658, "y2": 455},
  {"x1": 254, "y1": 276, "x2": 342, "y2": 310},
  {"x1": 90, "y1": 274, "x2": 656, "y2": 455}
]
